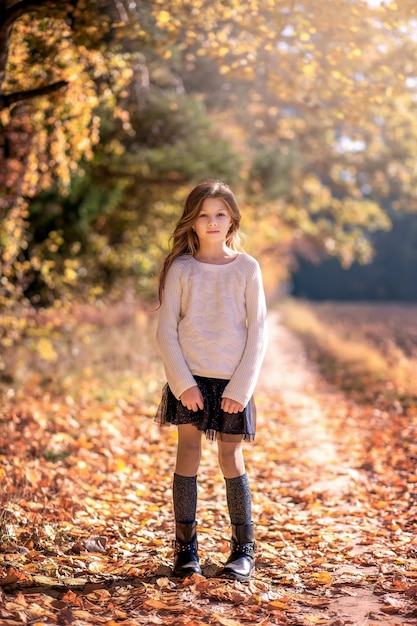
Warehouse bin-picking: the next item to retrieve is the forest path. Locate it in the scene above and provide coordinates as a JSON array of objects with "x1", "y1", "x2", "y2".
[
  {"x1": 256, "y1": 310, "x2": 357, "y2": 495},
  {"x1": 245, "y1": 309, "x2": 416, "y2": 625}
]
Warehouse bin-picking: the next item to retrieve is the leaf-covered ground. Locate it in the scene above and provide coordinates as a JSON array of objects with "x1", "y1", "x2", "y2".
[{"x1": 1, "y1": 311, "x2": 417, "y2": 625}]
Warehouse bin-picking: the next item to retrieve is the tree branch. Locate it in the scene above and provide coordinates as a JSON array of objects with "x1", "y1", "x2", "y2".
[
  {"x1": 0, "y1": 1, "x2": 62, "y2": 92},
  {"x1": 3, "y1": 1, "x2": 61, "y2": 28},
  {"x1": 0, "y1": 80, "x2": 68, "y2": 109}
]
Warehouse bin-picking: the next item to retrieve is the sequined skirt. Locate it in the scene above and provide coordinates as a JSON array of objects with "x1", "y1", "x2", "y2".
[{"x1": 155, "y1": 376, "x2": 256, "y2": 442}]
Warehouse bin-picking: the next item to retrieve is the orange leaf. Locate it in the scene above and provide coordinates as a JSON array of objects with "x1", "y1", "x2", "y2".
[
  {"x1": 144, "y1": 599, "x2": 172, "y2": 610},
  {"x1": 312, "y1": 571, "x2": 333, "y2": 584},
  {"x1": 269, "y1": 600, "x2": 291, "y2": 609}
]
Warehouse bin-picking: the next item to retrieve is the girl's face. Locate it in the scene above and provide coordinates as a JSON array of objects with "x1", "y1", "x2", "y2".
[{"x1": 193, "y1": 198, "x2": 232, "y2": 244}]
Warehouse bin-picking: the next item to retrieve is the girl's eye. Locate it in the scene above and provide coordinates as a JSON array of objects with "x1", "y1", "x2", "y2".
[{"x1": 197, "y1": 212, "x2": 228, "y2": 218}]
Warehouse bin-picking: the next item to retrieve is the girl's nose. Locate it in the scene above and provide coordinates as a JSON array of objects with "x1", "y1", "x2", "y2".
[{"x1": 208, "y1": 218, "x2": 217, "y2": 226}]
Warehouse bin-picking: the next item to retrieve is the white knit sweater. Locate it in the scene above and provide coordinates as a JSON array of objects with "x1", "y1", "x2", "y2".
[{"x1": 156, "y1": 253, "x2": 268, "y2": 407}]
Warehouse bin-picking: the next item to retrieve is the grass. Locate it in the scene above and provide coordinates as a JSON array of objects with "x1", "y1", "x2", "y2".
[
  {"x1": 2, "y1": 295, "x2": 417, "y2": 412},
  {"x1": 279, "y1": 298, "x2": 417, "y2": 409},
  {"x1": 0, "y1": 296, "x2": 163, "y2": 407}
]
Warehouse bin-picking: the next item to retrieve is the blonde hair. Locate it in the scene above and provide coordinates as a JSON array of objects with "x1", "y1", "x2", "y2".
[{"x1": 158, "y1": 180, "x2": 242, "y2": 303}]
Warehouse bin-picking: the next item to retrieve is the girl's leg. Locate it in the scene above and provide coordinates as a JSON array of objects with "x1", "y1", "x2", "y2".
[
  {"x1": 172, "y1": 424, "x2": 203, "y2": 577},
  {"x1": 217, "y1": 439, "x2": 245, "y2": 480},
  {"x1": 217, "y1": 437, "x2": 255, "y2": 581},
  {"x1": 217, "y1": 439, "x2": 252, "y2": 526},
  {"x1": 173, "y1": 424, "x2": 202, "y2": 523},
  {"x1": 175, "y1": 423, "x2": 203, "y2": 476}
]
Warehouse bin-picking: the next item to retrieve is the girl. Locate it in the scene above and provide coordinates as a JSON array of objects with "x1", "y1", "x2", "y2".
[{"x1": 156, "y1": 180, "x2": 267, "y2": 580}]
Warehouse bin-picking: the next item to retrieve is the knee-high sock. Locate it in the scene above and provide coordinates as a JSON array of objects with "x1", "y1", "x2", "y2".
[
  {"x1": 225, "y1": 473, "x2": 252, "y2": 526},
  {"x1": 173, "y1": 473, "x2": 197, "y2": 523}
]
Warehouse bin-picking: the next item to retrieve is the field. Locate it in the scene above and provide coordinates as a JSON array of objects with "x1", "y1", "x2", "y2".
[
  {"x1": 305, "y1": 301, "x2": 417, "y2": 359},
  {"x1": 279, "y1": 299, "x2": 417, "y2": 409},
  {"x1": 0, "y1": 299, "x2": 162, "y2": 406}
]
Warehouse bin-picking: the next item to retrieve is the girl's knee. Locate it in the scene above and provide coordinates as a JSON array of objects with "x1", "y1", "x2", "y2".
[
  {"x1": 217, "y1": 441, "x2": 245, "y2": 477},
  {"x1": 176, "y1": 427, "x2": 202, "y2": 474},
  {"x1": 178, "y1": 439, "x2": 201, "y2": 461}
]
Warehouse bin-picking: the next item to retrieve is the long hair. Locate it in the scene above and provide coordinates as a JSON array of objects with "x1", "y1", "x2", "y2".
[{"x1": 158, "y1": 180, "x2": 242, "y2": 303}]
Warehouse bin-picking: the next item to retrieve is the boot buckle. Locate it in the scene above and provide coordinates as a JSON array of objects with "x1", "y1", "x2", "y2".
[{"x1": 231, "y1": 540, "x2": 256, "y2": 558}]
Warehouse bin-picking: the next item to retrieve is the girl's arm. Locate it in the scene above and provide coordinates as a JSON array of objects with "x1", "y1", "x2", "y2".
[
  {"x1": 222, "y1": 259, "x2": 268, "y2": 407},
  {"x1": 156, "y1": 262, "x2": 197, "y2": 400}
]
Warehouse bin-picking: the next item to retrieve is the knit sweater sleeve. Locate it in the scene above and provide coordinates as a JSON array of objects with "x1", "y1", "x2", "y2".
[
  {"x1": 156, "y1": 262, "x2": 197, "y2": 399},
  {"x1": 222, "y1": 258, "x2": 268, "y2": 407}
]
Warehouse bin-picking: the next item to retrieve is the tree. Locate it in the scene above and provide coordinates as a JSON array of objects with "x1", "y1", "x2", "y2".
[
  {"x1": 3, "y1": 0, "x2": 417, "y2": 314},
  {"x1": 151, "y1": 0, "x2": 417, "y2": 265},
  {"x1": 23, "y1": 92, "x2": 242, "y2": 304},
  {"x1": 0, "y1": 0, "x2": 147, "y2": 309}
]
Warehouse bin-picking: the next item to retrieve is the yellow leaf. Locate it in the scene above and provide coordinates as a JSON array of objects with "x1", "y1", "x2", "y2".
[
  {"x1": 0, "y1": 108, "x2": 10, "y2": 125},
  {"x1": 303, "y1": 64, "x2": 315, "y2": 76},
  {"x1": 313, "y1": 571, "x2": 333, "y2": 584},
  {"x1": 36, "y1": 337, "x2": 58, "y2": 363},
  {"x1": 269, "y1": 599, "x2": 291, "y2": 609},
  {"x1": 113, "y1": 458, "x2": 127, "y2": 471},
  {"x1": 155, "y1": 10, "x2": 170, "y2": 24}
]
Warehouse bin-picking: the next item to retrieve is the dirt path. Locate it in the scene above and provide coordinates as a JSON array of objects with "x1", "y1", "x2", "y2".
[{"x1": 247, "y1": 310, "x2": 417, "y2": 625}]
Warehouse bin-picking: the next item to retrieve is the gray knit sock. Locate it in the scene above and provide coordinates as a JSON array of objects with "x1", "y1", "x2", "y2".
[
  {"x1": 225, "y1": 473, "x2": 252, "y2": 526},
  {"x1": 173, "y1": 473, "x2": 197, "y2": 523}
]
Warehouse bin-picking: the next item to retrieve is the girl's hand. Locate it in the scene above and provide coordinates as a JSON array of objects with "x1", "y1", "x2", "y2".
[
  {"x1": 180, "y1": 386, "x2": 204, "y2": 412},
  {"x1": 221, "y1": 397, "x2": 244, "y2": 414}
]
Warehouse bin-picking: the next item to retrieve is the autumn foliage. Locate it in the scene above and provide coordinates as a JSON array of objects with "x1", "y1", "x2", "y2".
[{"x1": 2, "y1": 0, "x2": 417, "y2": 319}]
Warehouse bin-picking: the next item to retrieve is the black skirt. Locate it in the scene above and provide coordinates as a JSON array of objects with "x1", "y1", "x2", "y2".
[{"x1": 155, "y1": 375, "x2": 256, "y2": 442}]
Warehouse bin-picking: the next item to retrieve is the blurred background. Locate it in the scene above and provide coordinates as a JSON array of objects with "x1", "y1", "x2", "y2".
[{"x1": 1, "y1": 0, "x2": 417, "y2": 399}]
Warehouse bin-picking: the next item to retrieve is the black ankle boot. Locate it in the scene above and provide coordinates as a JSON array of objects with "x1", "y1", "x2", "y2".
[
  {"x1": 222, "y1": 522, "x2": 256, "y2": 581},
  {"x1": 172, "y1": 521, "x2": 202, "y2": 577}
]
